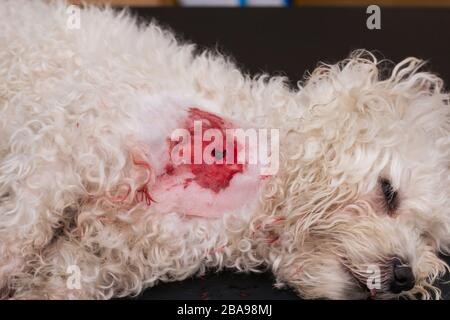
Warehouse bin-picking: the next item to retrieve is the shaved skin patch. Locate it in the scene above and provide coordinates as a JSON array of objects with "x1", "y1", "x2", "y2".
[{"x1": 145, "y1": 107, "x2": 263, "y2": 218}]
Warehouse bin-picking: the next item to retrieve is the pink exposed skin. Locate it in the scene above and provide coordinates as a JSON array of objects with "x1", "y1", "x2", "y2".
[{"x1": 144, "y1": 107, "x2": 262, "y2": 218}]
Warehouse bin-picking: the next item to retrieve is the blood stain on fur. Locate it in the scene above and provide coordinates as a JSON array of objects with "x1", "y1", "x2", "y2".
[
  {"x1": 136, "y1": 184, "x2": 154, "y2": 205},
  {"x1": 164, "y1": 163, "x2": 175, "y2": 175},
  {"x1": 131, "y1": 153, "x2": 155, "y2": 205}
]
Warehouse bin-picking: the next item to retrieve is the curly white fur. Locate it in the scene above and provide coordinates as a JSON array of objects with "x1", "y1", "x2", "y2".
[{"x1": 0, "y1": 0, "x2": 449, "y2": 300}]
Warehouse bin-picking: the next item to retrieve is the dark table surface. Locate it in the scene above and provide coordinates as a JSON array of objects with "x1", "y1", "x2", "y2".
[{"x1": 126, "y1": 7, "x2": 450, "y2": 300}]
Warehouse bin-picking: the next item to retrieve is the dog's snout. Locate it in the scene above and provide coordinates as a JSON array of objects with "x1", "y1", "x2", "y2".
[{"x1": 390, "y1": 258, "x2": 415, "y2": 294}]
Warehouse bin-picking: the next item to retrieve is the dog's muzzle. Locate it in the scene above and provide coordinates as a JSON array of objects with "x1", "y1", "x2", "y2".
[{"x1": 389, "y1": 257, "x2": 415, "y2": 294}]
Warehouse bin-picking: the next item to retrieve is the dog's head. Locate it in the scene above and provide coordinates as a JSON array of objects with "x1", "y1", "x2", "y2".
[{"x1": 258, "y1": 52, "x2": 450, "y2": 299}]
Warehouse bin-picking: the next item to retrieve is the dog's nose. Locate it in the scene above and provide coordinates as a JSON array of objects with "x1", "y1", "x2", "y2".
[{"x1": 390, "y1": 258, "x2": 415, "y2": 294}]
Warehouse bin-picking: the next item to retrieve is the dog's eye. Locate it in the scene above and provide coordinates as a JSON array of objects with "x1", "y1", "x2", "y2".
[{"x1": 380, "y1": 178, "x2": 398, "y2": 213}]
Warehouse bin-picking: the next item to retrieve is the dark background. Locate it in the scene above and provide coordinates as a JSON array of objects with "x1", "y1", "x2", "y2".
[{"x1": 126, "y1": 7, "x2": 450, "y2": 299}]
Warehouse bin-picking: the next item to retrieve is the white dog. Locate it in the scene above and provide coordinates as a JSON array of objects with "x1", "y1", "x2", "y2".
[{"x1": 0, "y1": 0, "x2": 449, "y2": 300}]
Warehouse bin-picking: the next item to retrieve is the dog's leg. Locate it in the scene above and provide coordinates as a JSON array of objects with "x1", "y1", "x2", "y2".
[
  {"x1": 0, "y1": 161, "x2": 83, "y2": 298},
  {"x1": 7, "y1": 237, "x2": 98, "y2": 299},
  {"x1": 8, "y1": 204, "x2": 217, "y2": 299}
]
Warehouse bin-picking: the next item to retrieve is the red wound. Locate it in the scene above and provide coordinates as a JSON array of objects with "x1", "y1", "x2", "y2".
[{"x1": 166, "y1": 107, "x2": 244, "y2": 193}]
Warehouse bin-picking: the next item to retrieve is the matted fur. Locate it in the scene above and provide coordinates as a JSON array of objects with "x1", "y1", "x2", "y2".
[{"x1": 0, "y1": 0, "x2": 449, "y2": 299}]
